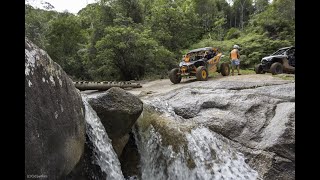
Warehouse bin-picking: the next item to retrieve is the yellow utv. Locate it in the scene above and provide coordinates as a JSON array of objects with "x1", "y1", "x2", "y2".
[{"x1": 169, "y1": 47, "x2": 230, "y2": 84}]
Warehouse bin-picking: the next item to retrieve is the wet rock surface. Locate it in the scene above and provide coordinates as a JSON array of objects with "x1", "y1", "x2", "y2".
[
  {"x1": 25, "y1": 38, "x2": 85, "y2": 179},
  {"x1": 140, "y1": 78, "x2": 295, "y2": 179},
  {"x1": 66, "y1": 135, "x2": 107, "y2": 180},
  {"x1": 119, "y1": 132, "x2": 142, "y2": 179},
  {"x1": 67, "y1": 97, "x2": 125, "y2": 180},
  {"x1": 87, "y1": 87, "x2": 143, "y2": 157}
]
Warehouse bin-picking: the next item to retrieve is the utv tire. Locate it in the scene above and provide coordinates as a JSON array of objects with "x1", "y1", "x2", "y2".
[
  {"x1": 270, "y1": 62, "x2": 283, "y2": 75},
  {"x1": 169, "y1": 68, "x2": 182, "y2": 84},
  {"x1": 196, "y1": 66, "x2": 208, "y2": 81},
  {"x1": 255, "y1": 64, "x2": 265, "y2": 74},
  {"x1": 220, "y1": 63, "x2": 230, "y2": 76}
]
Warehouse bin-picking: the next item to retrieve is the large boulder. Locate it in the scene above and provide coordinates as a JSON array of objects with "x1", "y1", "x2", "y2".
[
  {"x1": 138, "y1": 78, "x2": 295, "y2": 180},
  {"x1": 87, "y1": 87, "x2": 143, "y2": 156},
  {"x1": 25, "y1": 38, "x2": 85, "y2": 179}
]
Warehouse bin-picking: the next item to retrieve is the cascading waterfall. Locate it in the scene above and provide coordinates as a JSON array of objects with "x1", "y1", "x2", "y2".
[
  {"x1": 133, "y1": 124, "x2": 259, "y2": 180},
  {"x1": 185, "y1": 127, "x2": 258, "y2": 180},
  {"x1": 80, "y1": 95, "x2": 259, "y2": 180},
  {"x1": 82, "y1": 95, "x2": 125, "y2": 180}
]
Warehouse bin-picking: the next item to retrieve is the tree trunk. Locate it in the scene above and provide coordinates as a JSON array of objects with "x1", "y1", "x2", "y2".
[
  {"x1": 241, "y1": 6, "x2": 244, "y2": 30},
  {"x1": 240, "y1": 0, "x2": 245, "y2": 30}
]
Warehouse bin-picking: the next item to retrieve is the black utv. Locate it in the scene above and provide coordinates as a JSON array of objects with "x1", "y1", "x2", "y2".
[{"x1": 255, "y1": 46, "x2": 295, "y2": 75}]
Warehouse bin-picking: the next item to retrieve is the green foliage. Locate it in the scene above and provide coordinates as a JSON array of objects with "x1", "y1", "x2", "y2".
[
  {"x1": 45, "y1": 12, "x2": 89, "y2": 79},
  {"x1": 25, "y1": 0, "x2": 294, "y2": 81},
  {"x1": 145, "y1": 1, "x2": 202, "y2": 53},
  {"x1": 93, "y1": 25, "x2": 175, "y2": 81},
  {"x1": 25, "y1": 5, "x2": 58, "y2": 49},
  {"x1": 211, "y1": 15, "x2": 227, "y2": 40},
  {"x1": 225, "y1": 27, "x2": 241, "y2": 40},
  {"x1": 231, "y1": 0, "x2": 254, "y2": 29},
  {"x1": 114, "y1": 0, "x2": 144, "y2": 23},
  {"x1": 253, "y1": 0, "x2": 269, "y2": 14},
  {"x1": 237, "y1": 69, "x2": 256, "y2": 75},
  {"x1": 189, "y1": 32, "x2": 291, "y2": 68},
  {"x1": 249, "y1": 0, "x2": 295, "y2": 41}
]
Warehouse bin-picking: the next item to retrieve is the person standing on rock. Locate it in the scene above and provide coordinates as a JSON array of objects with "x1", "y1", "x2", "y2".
[{"x1": 230, "y1": 45, "x2": 241, "y2": 75}]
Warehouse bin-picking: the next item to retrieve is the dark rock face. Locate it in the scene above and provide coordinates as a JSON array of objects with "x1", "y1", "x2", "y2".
[
  {"x1": 25, "y1": 38, "x2": 85, "y2": 179},
  {"x1": 68, "y1": 133, "x2": 140, "y2": 180},
  {"x1": 143, "y1": 80, "x2": 295, "y2": 179},
  {"x1": 67, "y1": 87, "x2": 143, "y2": 179},
  {"x1": 119, "y1": 132, "x2": 141, "y2": 179},
  {"x1": 112, "y1": 134, "x2": 130, "y2": 157},
  {"x1": 66, "y1": 135, "x2": 106, "y2": 180},
  {"x1": 87, "y1": 87, "x2": 143, "y2": 156}
]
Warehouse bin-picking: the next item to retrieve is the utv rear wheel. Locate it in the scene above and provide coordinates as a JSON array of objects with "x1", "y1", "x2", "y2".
[
  {"x1": 196, "y1": 66, "x2": 208, "y2": 81},
  {"x1": 270, "y1": 62, "x2": 283, "y2": 75},
  {"x1": 169, "y1": 68, "x2": 182, "y2": 84},
  {"x1": 220, "y1": 63, "x2": 230, "y2": 76},
  {"x1": 255, "y1": 64, "x2": 265, "y2": 74}
]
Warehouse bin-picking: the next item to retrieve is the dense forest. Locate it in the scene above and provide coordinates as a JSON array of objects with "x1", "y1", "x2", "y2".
[{"x1": 25, "y1": 0, "x2": 295, "y2": 81}]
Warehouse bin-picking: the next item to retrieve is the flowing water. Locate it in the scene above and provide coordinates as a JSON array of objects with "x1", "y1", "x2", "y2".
[
  {"x1": 82, "y1": 96, "x2": 125, "y2": 180},
  {"x1": 81, "y1": 95, "x2": 259, "y2": 180},
  {"x1": 134, "y1": 124, "x2": 259, "y2": 180}
]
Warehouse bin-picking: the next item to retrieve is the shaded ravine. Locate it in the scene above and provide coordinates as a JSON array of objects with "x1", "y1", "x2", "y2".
[{"x1": 82, "y1": 96, "x2": 125, "y2": 180}]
